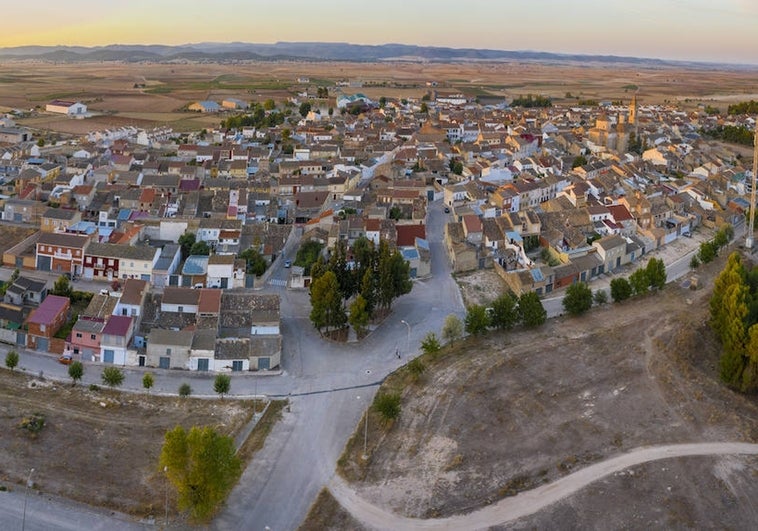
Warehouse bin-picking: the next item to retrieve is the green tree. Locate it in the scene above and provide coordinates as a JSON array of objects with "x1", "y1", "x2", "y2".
[
  {"x1": 214, "y1": 374, "x2": 231, "y2": 399},
  {"x1": 373, "y1": 393, "x2": 401, "y2": 423},
  {"x1": 388, "y1": 205, "x2": 403, "y2": 220},
  {"x1": 309, "y1": 270, "x2": 347, "y2": 334},
  {"x1": 711, "y1": 252, "x2": 746, "y2": 338},
  {"x1": 68, "y1": 361, "x2": 84, "y2": 385},
  {"x1": 593, "y1": 289, "x2": 608, "y2": 305},
  {"x1": 299, "y1": 101, "x2": 312, "y2": 117},
  {"x1": 143, "y1": 372, "x2": 155, "y2": 393},
  {"x1": 563, "y1": 282, "x2": 593, "y2": 316},
  {"x1": 178, "y1": 232, "x2": 196, "y2": 260},
  {"x1": 629, "y1": 268, "x2": 650, "y2": 296},
  {"x1": 464, "y1": 305, "x2": 490, "y2": 335},
  {"x1": 698, "y1": 240, "x2": 718, "y2": 264},
  {"x1": 52, "y1": 275, "x2": 72, "y2": 298},
  {"x1": 179, "y1": 383, "x2": 192, "y2": 397},
  {"x1": 420, "y1": 102, "x2": 429, "y2": 114},
  {"x1": 5, "y1": 350, "x2": 19, "y2": 372},
  {"x1": 348, "y1": 295, "x2": 370, "y2": 337},
  {"x1": 294, "y1": 240, "x2": 324, "y2": 274},
  {"x1": 101, "y1": 367, "x2": 125, "y2": 388},
  {"x1": 160, "y1": 425, "x2": 241, "y2": 521},
  {"x1": 490, "y1": 292, "x2": 519, "y2": 330},
  {"x1": 376, "y1": 241, "x2": 412, "y2": 312},
  {"x1": 719, "y1": 282, "x2": 750, "y2": 387},
  {"x1": 690, "y1": 255, "x2": 701, "y2": 270},
  {"x1": 360, "y1": 268, "x2": 377, "y2": 318},
  {"x1": 189, "y1": 241, "x2": 210, "y2": 256},
  {"x1": 442, "y1": 314, "x2": 463, "y2": 344},
  {"x1": 263, "y1": 98, "x2": 276, "y2": 110},
  {"x1": 407, "y1": 358, "x2": 426, "y2": 383},
  {"x1": 420, "y1": 332, "x2": 441, "y2": 355},
  {"x1": 379, "y1": 96, "x2": 387, "y2": 108},
  {"x1": 571, "y1": 155, "x2": 588, "y2": 169},
  {"x1": 518, "y1": 292, "x2": 546, "y2": 327},
  {"x1": 239, "y1": 247, "x2": 267, "y2": 276},
  {"x1": 610, "y1": 277, "x2": 632, "y2": 302},
  {"x1": 646, "y1": 258, "x2": 667, "y2": 290}
]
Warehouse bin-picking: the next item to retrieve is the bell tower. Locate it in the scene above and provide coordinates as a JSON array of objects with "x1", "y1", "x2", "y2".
[{"x1": 629, "y1": 94, "x2": 638, "y2": 127}]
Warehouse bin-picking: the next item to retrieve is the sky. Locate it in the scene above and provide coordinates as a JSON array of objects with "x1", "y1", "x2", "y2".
[{"x1": 3, "y1": 0, "x2": 758, "y2": 64}]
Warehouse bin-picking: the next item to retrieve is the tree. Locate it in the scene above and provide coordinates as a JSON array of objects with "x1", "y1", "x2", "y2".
[
  {"x1": 629, "y1": 269, "x2": 650, "y2": 296},
  {"x1": 214, "y1": 374, "x2": 231, "y2": 399},
  {"x1": 5, "y1": 350, "x2": 19, "y2": 372},
  {"x1": 239, "y1": 247, "x2": 267, "y2": 276},
  {"x1": 160, "y1": 425, "x2": 241, "y2": 521},
  {"x1": 490, "y1": 292, "x2": 519, "y2": 330},
  {"x1": 571, "y1": 155, "x2": 588, "y2": 169},
  {"x1": 179, "y1": 383, "x2": 192, "y2": 397},
  {"x1": 68, "y1": 361, "x2": 84, "y2": 385},
  {"x1": 407, "y1": 358, "x2": 426, "y2": 383},
  {"x1": 518, "y1": 292, "x2": 546, "y2": 327},
  {"x1": 449, "y1": 159, "x2": 464, "y2": 175},
  {"x1": 711, "y1": 252, "x2": 746, "y2": 338},
  {"x1": 299, "y1": 101, "x2": 311, "y2": 117},
  {"x1": 388, "y1": 205, "x2": 403, "y2": 220},
  {"x1": 419, "y1": 102, "x2": 428, "y2": 114},
  {"x1": 263, "y1": 98, "x2": 276, "y2": 110},
  {"x1": 143, "y1": 372, "x2": 154, "y2": 393},
  {"x1": 698, "y1": 240, "x2": 718, "y2": 264},
  {"x1": 309, "y1": 271, "x2": 347, "y2": 334},
  {"x1": 610, "y1": 277, "x2": 632, "y2": 302},
  {"x1": 51, "y1": 275, "x2": 72, "y2": 298},
  {"x1": 593, "y1": 289, "x2": 608, "y2": 305},
  {"x1": 379, "y1": 96, "x2": 387, "y2": 108},
  {"x1": 563, "y1": 282, "x2": 593, "y2": 316},
  {"x1": 442, "y1": 314, "x2": 463, "y2": 344},
  {"x1": 465, "y1": 305, "x2": 490, "y2": 335},
  {"x1": 101, "y1": 367, "x2": 125, "y2": 388},
  {"x1": 420, "y1": 332, "x2": 441, "y2": 355},
  {"x1": 178, "y1": 232, "x2": 196, "y2": 260},
  {"x1": 646, "y1": 258, "x2": 667, "y2": 290},
  {"x1": 189, "y1": 241, "x2": 210, "y2": 256},
  {"x1": 348, "y1": 295, "x2": 370, "y2": 337},
  {"x1": 690, "y1": 255, "x2": 701, "y2": 270},
  {"x1": 373, "y1": 393, "x2": 401, "y2": 423}
]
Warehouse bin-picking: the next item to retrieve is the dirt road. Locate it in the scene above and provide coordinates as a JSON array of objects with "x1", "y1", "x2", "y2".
[{"x1": 328, "y1": 442, "x2": 758, "y2": 530}]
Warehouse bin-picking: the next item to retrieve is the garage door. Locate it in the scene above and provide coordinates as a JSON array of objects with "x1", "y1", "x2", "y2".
[
  {"x1": 37, "y1": 255, "x2": 52, "y2": 272},
  {"x1": 103, "y1": 349, "x2": 115, "y2": 364},
  {"x1": 37, "y1": 337, "x2": 49, "y2": 352}
]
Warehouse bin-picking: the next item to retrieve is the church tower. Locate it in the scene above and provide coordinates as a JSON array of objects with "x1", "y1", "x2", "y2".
[{"x1": 629, "y1": 94, "x2": 638, "y2": 127}]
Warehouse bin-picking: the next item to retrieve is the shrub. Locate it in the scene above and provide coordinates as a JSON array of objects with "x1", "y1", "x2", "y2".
[
  {"x1": 178, "y1": 383, "x2": 192, "y2": 397},
  {"x1": 373, "y1": 393, "x2": 402, "y2": 423},
  {"x1": 101, "y1": 367, "x2": 125, "y2": 388}
]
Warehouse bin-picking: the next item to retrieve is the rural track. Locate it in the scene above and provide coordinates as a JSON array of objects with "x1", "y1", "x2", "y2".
[{"x1": 328, "y1": 442, "x2": 758, "y2": 530}]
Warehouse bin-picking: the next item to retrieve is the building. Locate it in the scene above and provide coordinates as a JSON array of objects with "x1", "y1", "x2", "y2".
[
  {"x1": 68, "y1": 317, "x2": 105, "y2": 361},
  {"x1": 35, "y1": 232, "x2": 90, "y2": 276},
  {"x1": 2, "y1": 276, "x2": 47, "y2": 307},
  {"x1": 41, "y1": 208, "x2": 82, "y2": 233},
  {"x1": 25, "y1": 294, "x2": 70, "y2": 351},
  {"x1": 45, "y1": 100, "x2": 87, "y2": 116},
  {"x1": 188, "y1": 101, "x2": 221, "y2": 113},
  {"x1": 99, "y1": 315, "x2": 134, "y2": 365},
  {"x1": 83, "y1": 243, "x2": 160, "y2": 282},
  {"x1": 0, "y1": 127, "x2": 30, "y2": 144}
]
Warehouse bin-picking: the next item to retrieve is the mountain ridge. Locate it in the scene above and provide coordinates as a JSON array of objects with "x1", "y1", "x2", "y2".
[{"x1": 0, "y1": 42, "x2": 754, "y2": 70}]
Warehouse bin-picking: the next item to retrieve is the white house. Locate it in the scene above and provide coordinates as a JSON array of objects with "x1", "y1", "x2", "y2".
[
  {"x1": 46, "y1": 100, "x2": 87, "y2": 116},
  {"x1": 206, "y1": 254, "x2": 235, "y2": 289},
  {"x1": 99, "y1": 316, "x2": 134, "y2": 365}
]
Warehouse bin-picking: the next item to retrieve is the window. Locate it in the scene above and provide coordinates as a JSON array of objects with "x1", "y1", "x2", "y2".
[
  {"x1": 232, "y1": 360, "x2": 243, "y2": 372},
  {"x1": 40, "y1": 324, "x2": 46, "y2": 332},
  {"x1": 177, "y1": 306, "x2": 183, "y2": 313},
  {"x1": 76, "y1": 333, "x2": 82, "y2": 338},
  {"x1": 91, "y1": 334, "x2": 96, "y2": 340},
  {"x1": 166, "y1": 348, "x2": 172, "y2": 356},
  {"x1": 109, "y1": 259, "x2": 114, "y2": 266}
]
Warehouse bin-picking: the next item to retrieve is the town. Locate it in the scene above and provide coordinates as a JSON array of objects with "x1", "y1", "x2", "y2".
[{"x1": 2, "y1": 58, "x2": 758, "y2": 530}]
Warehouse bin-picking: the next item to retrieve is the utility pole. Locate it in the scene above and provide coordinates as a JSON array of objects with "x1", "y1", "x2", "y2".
[{"x1": 746, "y1": 123, "x2": 758, "y2": 249}]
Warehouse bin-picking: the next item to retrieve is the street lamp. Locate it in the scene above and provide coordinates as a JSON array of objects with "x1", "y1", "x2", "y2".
[
  {"x1": 22, "y1": 468, "x2": 34, "y2": 531},
  {"x1": 163, "y1": 465, "x2": 169, "y2": 527},
  {"x1": 357, "y1": 395, "x2": 369, "y2": 460},
  {"x1": 400, "y1": 320, "x2": 411, "y2": 354}
]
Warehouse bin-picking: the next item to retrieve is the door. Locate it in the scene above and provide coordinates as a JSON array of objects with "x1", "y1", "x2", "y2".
[
  {"x1": 232, "y1": 360, "x2": 243, "y2": 372},
  {"x1": 197, "y1": 358, "x2": 209, "y2": 372},
  {"x1": 37, "y1": 255, "x2": 51, "y2": 271},
  {"x1": 159, "y1": 357, "x2": 170, "y2": 369},
  {"x1": 37, "y1": 337, "x2": 49, "y2": 352},
  {"x1": 103, "y1": 349, "x2": 115, "y2": 364},
  {"x1": 138, "y1": 355, "x2": 145, "y2": 367},
  {"x1": 258, "y1": 357, "x2": 270, "y2": 370}
]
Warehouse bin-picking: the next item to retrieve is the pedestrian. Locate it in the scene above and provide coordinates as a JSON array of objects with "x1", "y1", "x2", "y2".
[{"x1": 396, "y1": 349, "x2": 400, "y2": 359}]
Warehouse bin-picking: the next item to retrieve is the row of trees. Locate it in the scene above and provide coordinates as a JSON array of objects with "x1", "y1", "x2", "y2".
[
  {"x1": 459, "y1": 291, "x2": 547, "y2": 337},
  {"x1": 710, "y1": 252, "x2": 758, "y2": 392},
  {"x1": 691, "y1": 225, "x2": 734, "y2": 268},
  {"x1": 220, "y1": 103, "x2": 287, "y2": 130},
  {"x1": 607, "y1": 257, "x2": 667, "y2": 303},
  {"x1": 309, "y1": 238, "x2": 412, "y2": 335},
  {"x1": 511, "y1": 94, "x2": 552, "y2": 108},
  {"x1": 727, "y1": 100, "x2": 758, "y2": 115},
  {"x1": 699, "y1": 125, "x2": 754, "y2": 146}
]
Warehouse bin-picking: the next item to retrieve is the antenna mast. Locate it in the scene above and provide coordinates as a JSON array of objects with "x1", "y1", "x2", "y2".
[{"x1": 747, "y1": 123, "x2": 758, "y2": 249}]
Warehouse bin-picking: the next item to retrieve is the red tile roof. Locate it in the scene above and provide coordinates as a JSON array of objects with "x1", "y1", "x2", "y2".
[
  {"x1": 102, "y1": 315, "x2": 133, "y2": 337},
  {"x1": 396, "y1": 224, "x2": 426, "y2": 247}
]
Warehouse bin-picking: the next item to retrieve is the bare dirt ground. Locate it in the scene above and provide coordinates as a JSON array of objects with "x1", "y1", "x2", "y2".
[
  {"x1": 0, "y1": 370, "x2": 256, "y2": 517},
  {"x1": 312, "y1": 251, "x2": 758, "y2": 529},
  {"x1": 455, "y1": 269, "x2": 507, "y2": 307},
  {"x1": 2, "y1": 61, "x2": 757, "y2": 136}
]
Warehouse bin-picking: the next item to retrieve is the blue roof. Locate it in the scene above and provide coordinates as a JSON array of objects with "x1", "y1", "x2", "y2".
[
  {"x1": 415, "y1": 237, "x2": 430, "y2": 250},
  {"x1": 68, "y1": 221, "x2": 97, "y2": 235},
  {"x1": 506, "y1": 231, "x2": 523, "y2": 243},
  {"x1": 182, "y1": 255, "x2": 209, "y2": 275},
  {"x1": 401, "y1": 248, "x2": 419, "y2": 261},
  {"x1": 117, "y1": 209, "x2": 132, "y2": 221},
  {"x1": 530, "y1": 269, "x2": 545, "y2": 282}
]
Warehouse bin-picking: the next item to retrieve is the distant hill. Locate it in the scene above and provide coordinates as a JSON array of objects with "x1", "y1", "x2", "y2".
[{"x1": 0, "y1": 42, "x2": 752, "y2": 69}]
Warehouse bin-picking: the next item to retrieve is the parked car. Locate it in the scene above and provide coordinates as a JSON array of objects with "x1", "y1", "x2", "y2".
[
  {"x1": 284, "y1": 260, "x2": 292, "y2": 268},
  {"x1": 58, "y1": 354, "x2": 73, "y2": 365},
  {"x1": 444, "y1": 206, "x2": 451, "y2": 213}
]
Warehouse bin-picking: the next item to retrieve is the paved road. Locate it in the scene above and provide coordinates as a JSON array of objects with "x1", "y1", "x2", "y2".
[{"x1": 328, "y1": 442, "x2": 758, "y2": 531}]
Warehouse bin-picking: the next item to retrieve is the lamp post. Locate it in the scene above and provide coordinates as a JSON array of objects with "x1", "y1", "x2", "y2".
[
  {"x1": 163, "y1": 466, "x2": 169, "y2": 527},
  {"x1": 22, "y1": 468, "x2": 34, "y2": 531},
  {"x1": 400, "y1": 320, "x2": 411, "y2": 354},
  {"x1": 358, "y1": 395, "x2": 368, "y2": 460}
]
